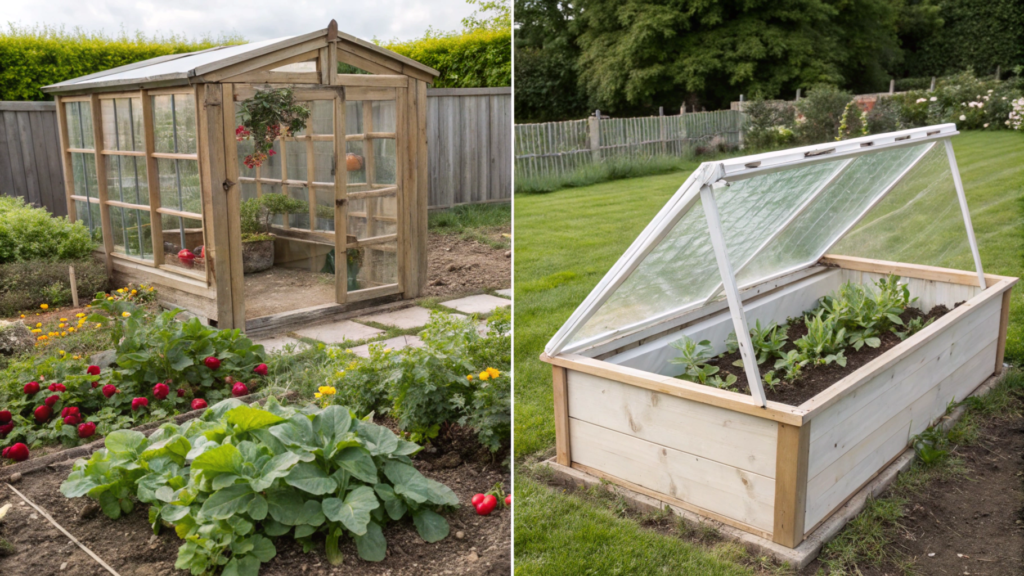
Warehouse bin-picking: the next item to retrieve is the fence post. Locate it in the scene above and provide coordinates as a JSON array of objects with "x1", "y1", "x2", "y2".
[
  {"x1": 589, "y1": 110, "x2": 601, "y2": 163},
  {"x1": 889, "y1": 79, "x2": 895, "y2": 94},
  {"x1": 659, "y1": 106, "x2": 666, "y2": 156},
  {"x1": 996, "y1": 66, "x2": 1001, "y2": 81},
  {"x1": 796, "y1": 88, "x2": 802, "y2": 101},
  {"x1": 737, "y1": 95, "x2": 745, "y2": 149},
  {"x1": 929, "y1": 77, "x2": 936, "y2": 91}
]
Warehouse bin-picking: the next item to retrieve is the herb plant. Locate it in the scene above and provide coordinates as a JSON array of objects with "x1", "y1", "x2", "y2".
[
  {"x1": 794, "y1": 312, "x2": 848, "y2": 367},
  {"x1": 773, "y1": 350, "x2": 809, "y2": 382},
  {"x1": 670, "y1": 336, "x2": 736, "y2": 390},
  {"x1": 61, "y1": 398, "x2": 458, "y2": 574},
  {"x1": 725, "y1": 320, "x2": 788, "y2": 365}
]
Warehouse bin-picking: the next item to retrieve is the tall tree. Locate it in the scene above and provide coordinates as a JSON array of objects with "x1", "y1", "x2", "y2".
[{"x1": 514, "y1": 0, "x2": 589, "y2": 122}]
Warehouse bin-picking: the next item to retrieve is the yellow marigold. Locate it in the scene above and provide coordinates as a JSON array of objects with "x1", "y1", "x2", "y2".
[
  {"x1": 122, "y1": 312, "x2": 131, "y2": 318},
  {"x1": 467, "y1": 374, "x2": 474, "y2": 381},
  {"x1": 60, "y1": 318, "x2": 67, "y2": 322},
  {"x1": 68, "y1": 327, "x2": 75, "y2": 332},
  {"x1": 58, "y1": 323, "x2": 65, "y2": 328},
  {"x1": 131, "y1": 290, "x2": 137, "y2": 294},
  {"x1": 40, "y1": 304, "x2": 48, "y2": 310},
  {"x1": 117, "y1": 289, "x2": 124, "y2": 294},
  {"x1": 20, "y1": 314, "x2": 25, "y2": 318},
  {"x1": 76, "y1": 313, "x2": 85, "y2": 318},
  {"x1": 72, "y1": 355, "x2": 80, "y2": 360},
  {"x1": 35, "y1": 323, "x2": 41, "y2": 328},
  {"x1": 479, "y1": 371, "x2": 490, "y2": 381},
  {"x1": 31, "y1": 329, "x2": 41, "y2": 333},
  {"x1": 60, "y1": 332, "x2": 67, "y2": 336},
  {"x1": 59, "y1": 350, "x2": 66, "y2": 356},
  {"x1": 486, "y1": 367, "x2": 501, "y2": 378},
  {"x1": 95, "y1": 323, "x2": 103, "y2": 328},
  {"x1": 318, "y1": 386, "x2": 336, "y2": 396},
  {"x1": 148, "y1": 287, "x2": 154, "y2": 291},
  {"x1": 37, "y1": 335, "x2": 47, "y2": 340},
  {"x1": 107, "y1": 297, "x2": 114, "y2": 301}
]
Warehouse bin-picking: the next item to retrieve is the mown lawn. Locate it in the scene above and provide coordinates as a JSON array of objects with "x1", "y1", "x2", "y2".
[{"x1": 512, "y1": 131, "x2": 1024, "y2": 572}]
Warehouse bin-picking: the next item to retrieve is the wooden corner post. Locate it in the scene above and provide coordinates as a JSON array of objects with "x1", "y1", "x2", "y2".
[
  {"x1": 772, "y1": 420, "x2": 810, "y2": 547},
  {"x1": 995, "y1": 285, "x2": 1014, "y2": 375},
  {"x1": 552, "y1": 365, "x2": 571, "y2": 466}
]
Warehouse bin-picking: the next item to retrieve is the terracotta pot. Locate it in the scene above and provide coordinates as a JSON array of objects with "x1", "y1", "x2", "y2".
[
  {"x1": 242, "y1": 238, "x2": 275, "y2": 274},
  {"x1": 346, "y1": 153, "x2": 364, "y2": 171}
]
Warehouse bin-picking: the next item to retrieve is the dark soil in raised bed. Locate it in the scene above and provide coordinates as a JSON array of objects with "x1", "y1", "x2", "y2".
[
  {"x1": 705, "y1": 305, "x2": 952, "y2": 407},
  {"x1": 0, "y1": 423, "x2": 510, "y2": 576}
]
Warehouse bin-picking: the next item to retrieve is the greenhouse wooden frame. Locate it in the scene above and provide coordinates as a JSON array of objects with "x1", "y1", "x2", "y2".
[
  {"x1": 43, "y1": 20, "x2": 438, "y2": 331},
  {"x1": 541, "y1": 127, "x2": 1018, "y2": 549}
]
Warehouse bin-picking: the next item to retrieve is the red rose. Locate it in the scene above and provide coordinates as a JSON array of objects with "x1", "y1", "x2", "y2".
[
  {"x1": 153, "y1": 383, "x2": 170, "y2": 400},
  {"x1": 231, "y1": 383, "x2": 249, "y2": 397},
  {"x1": 131, "y1": 397, "x2": 148, "y2": 411},
  {"x1": 47, "y1": 383, "x2": 66, "y2": 392},
  {"x1": 0, "y1": 423, "x2": 13, "y2": 437},
  {"x1": 34, "y1": 405, "x2": 52, "y2": 423},
  {"x1": 0, "y1": 410, "x2": 10, "y2": 424},
  {"x1": 63, "y1": 413, "x2": 82, "y2": 426},
  {"x1": 78, "y1": 422, "x2": 96, "y2": 438},
  {"x1": 92, "y1": 381, "x2": 100, "y2": 388},
  {"x1": 254, "y1": 363, "x2": 268, "y2": 376},
  {"x1": 44, "y1": 395, "x2": 59, "y2": 408},
  {"x1": 204, "y1": 357, "x2": 221, "y2": 371},
  {"x1": 102, "y1": 385, "x2": 117, "y2": 398},
  {"x1": 177, "y1": 388, "x2": 186, "y2": 398},
  {"x1": 24, "y1": 381, "x2": 39, "y2": 395},
  {"x1": 191, "y1": 398, "x2": 207, "y2": 410},
  {"x1": 86, "y1": 365, "x2": 101, "y2": 376},
  {"x1": 3, "y1": 443, "x2": 29, "y2": 462},
  {"x1": 61, "y1": 406, "x2": 79, "y2": 418}
]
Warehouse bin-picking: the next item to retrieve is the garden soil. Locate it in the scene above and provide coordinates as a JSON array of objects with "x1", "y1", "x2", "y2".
[
  {"x1": 0, "y1": 425, "x2": 511, "y2": 576},
  {"x1": 424, "y1": 230, "x2": 511, "y2": 299}
]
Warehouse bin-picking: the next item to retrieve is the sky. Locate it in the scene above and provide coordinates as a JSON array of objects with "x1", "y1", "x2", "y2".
[{"x1": 0, "y1": 0, "x2": 474, "y2": 43}]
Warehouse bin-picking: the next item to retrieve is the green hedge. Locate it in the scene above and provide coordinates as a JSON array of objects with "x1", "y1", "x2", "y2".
[
  {"x1": 0, "y1": 196, "x2": 95, "y2": 263},
  {"x1": 383, "y1": 29, "x2": 510, "y2": 88},
  {"x1": 0, "y1": 26, "x2": 243, "y2": 101},
  {"x1": 903, "y1": 0, "x2": 1024, "y2": 78},
  {"x1": 0, "y1": 258, "x2": 108, "y2": 317}
]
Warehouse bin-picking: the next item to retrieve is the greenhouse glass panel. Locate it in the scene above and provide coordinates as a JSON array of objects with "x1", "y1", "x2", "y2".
[
  {"x1": 313, "y1": 142, "x2": 335, "y2": 184},
  {"x1": 64, "y1": 102, "x2": 94, "y2": 149},
  {"x1": 71, "y1": 153, "x2": 97, "y2": 200},
  {"x1": 310, "y1": 100, "x2": 334, "y2": 135}
]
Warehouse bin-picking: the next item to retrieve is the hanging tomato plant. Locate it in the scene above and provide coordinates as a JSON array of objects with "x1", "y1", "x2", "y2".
[{"x1": 236, "y1": 88, "x2": 311, "y2": 168}]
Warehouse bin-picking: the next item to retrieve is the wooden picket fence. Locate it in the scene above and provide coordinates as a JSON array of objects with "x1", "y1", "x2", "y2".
[{"x1": 514, "y1": 109, "x2": 745, "y2": 181}]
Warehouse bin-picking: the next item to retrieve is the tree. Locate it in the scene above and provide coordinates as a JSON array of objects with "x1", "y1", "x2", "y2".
[{"x1": 513, "y1": 0, "x2": 589, "y2": 122}]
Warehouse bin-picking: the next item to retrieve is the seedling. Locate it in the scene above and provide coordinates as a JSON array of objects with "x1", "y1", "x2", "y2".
[{"x1": 773, "y1": 350, "x2": 809, "y2": 382}]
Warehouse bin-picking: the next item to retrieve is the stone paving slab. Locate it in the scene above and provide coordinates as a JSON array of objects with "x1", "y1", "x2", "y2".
[
  {"x1": 495, "y1": 289, "x2": 512, "y2": 298},
  {"x1": 442, "y1": 294, "x2": 511, "y2": 315},
  {"x1": 294, "y1": 320, "x2": 383, "y2": 344},
  {"x1": 253, "y1": 334, "x2": 302, "y2": 353},
  {"x1": 349, "y1": 335, "x2": 424, "y2": 358},
  {"x1": 358, "y1": 306, "x2": 433, "y2": 330}
]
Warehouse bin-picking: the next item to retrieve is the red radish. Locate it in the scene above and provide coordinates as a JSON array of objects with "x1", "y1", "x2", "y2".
[
  {"x1": 24, "y1": 381, "x2": 39, "y2": 395},
  {"x1": 471, "y1": 493, "x2": 486, "y2": 507},
  {"x1": 86, "y1": 365, "x2": 100, "y2": 376},
  {"x1": 132, "y1": 397, "x2": 148, "y2": 411},
  {"x1": 231, "y1": 382, "x2": 249, "y2": 397},
  {"x1": 191, "y1": 398, "x2": 208, "y2": 410},
  {"x1": 61, "y1": 407, "x2": 79, "y2": 418},
  {"x1": 3, "y1": 443, "x2": 29, "y2": 461},
  {"x1": 505, "y1": 495, "x2": 511, "y2": 507},
  {"x1": 92, "y1": 381, "x2": 100, "y2": 388},
  {"x1": 0, "y1": 423, "x2": 13, "y2": 437},
  {"x1": 254, "y1": 363, "x2": 268, "y2": 376},
  {"x1": 177, "y1": 388, "x2": 186, "y2": 398},
  {"x1": 34, "y1": 405, "x2": 52, "y2": 423},
  {"x1": 475, "y1": 494, "x2": 498, "y2": 516},
  {"x1": 204, "y1": 357, "x2": 221, "y2": 371},
  {"x1": 63, "y1": 412, "x2": 82, "y2": 426},
  {"x1": 44, "y1": 395, "x2": 59, "y2": 408},
  {"x1": 152, "y1": 383, "x2": 170, "y2": 400},
  {"x1": 178, "y1": 249, "x2": 196, "y2": 268},
  {"x1": 78, "y1": 422, "x2": 96, "y2": 438},
  {"x1": 102, "y1": 384, "x2": 117, "y2": 398},
  {"x1": 0, "y1": 410, "x2": 10, "y2": 424}
]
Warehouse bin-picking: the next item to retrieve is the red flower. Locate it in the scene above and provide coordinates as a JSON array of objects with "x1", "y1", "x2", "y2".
[
  {"x1": 92, "y1": 381, "x2": 100, "y2": 388},
  {"x1": 78, "y1": 422, "x2": 96, "y2": 438},
  {"x1": 254, "y1": 363, "x2": 268, "y2": 376},
  {"x1": 0, "y1": 410, "x2": 10, "y2": 424},
  {"x1": 0, "y1": 423, "x2": 13, "y2": 437},
  {"x1": 131, "y1": 397, "x2": 148, "y2": 411},
  {"x1": 191, "y1": 398, "x2": 208, "y2": 411},
  {"x1": 34, "y1": 405, "x2": 52, "y2": 423},
  {"x1": 153, "y1": 383, "x2": 170, "y2": 400},
  {"x1": 47, "y1": 383, "x2": 66, "y2": 392},
  {"x1": 204, "y1": 357, "x2": 221, "y2": 371},
  {"x1": 177, "y1": 388, "x2": 186, "y2": 398},
  {"x1": 2, "y1": 443, "x2": 29, "y2": 462},
  {"x1": 231, "y1": 382, "x2": 249, "y2": 397},
  {"x1": 63, "y1": 413, "x2": 82, "y2": 426},
  {"x1": 268, "y1": 149, "x2": 276, "y2": 156},
  {"x1": 61, "y1": 406, "x2": 79, "y2": 419},
  {"x1": 44, "y1": 395, "x2": 59, "y2": 408},
  {"x1": 86, "y1": 365, "x2": 101, "y2": 376},
  {"x1": 102, "y1": 384, "x2": 117, "y2": 398},
  {"x1": 24, "y1": 381, "x2": 39, "y2": 395}
]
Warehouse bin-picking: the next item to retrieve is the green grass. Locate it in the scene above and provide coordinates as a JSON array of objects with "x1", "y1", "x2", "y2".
[
  {"x1": 512, "y1": 131, "x2": 1024, "y2": 571},
  {"x1": 428, "y1": 203, "x2": 511, "y2": 249}
]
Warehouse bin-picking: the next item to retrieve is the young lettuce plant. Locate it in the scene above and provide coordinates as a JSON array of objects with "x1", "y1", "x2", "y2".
[{"x1": 61, "y1": 398, "x2": 458, "y2": 575}]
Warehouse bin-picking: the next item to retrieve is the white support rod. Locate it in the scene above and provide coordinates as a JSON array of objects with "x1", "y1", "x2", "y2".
[
  {"x1": 703, "y1": 157, "x2": 855, "y2": 304},
  {"x1": 700, "y1": 185, "x2": 767, "y2": 407},
  {"x1": 943, "y1": 139, "x2": 987, "y2": 290},
  {"x1": 814, "y1": 141, "x2": 936, "y2": 264}
]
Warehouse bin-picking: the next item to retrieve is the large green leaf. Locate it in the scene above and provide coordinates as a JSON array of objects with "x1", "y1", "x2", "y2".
[
  {"x1": 249, "y1": 451, "x2": 301, "y2": 492},
  {"x1": 142, "y1": 435, "x2": 192, "y2": 464},
  {"x1": 227, "y1": 405, "x2": 287, "y2": 433},
  {"x1": 313, "y1": 405, "x2": 352, "y2": 448},
  {"x1": 285, "y1": 462, "x2": 337, "y2": 495},
  {"x1": 413, "y1": 509, "x2": 450, "y2": 543},
  {"x1": 354, "y1": 521, "x2": 386, "y2": 561},
  {"x1": 383, "y1": 461, "x2": 431, "y2": 503},
  {"x1": 175, "y1": 541, "x2": 209, "y2": 574},
  {"x1": 298, "y1": 500, "x2": 326, "y2": 527},
  {"x1": 334, "y1": 447, "x2": 378, "y2": 484},
  {"x1": 266, "y1": 487, "x2": 306, "y2": 525},
  {"x1": 249, "y1": 494, "x2": 268, "y2": 521},
  {"x1": 373, "y1": 484, "x2": 407, "y2": 521},
  {"x1": 269, "y1": 415, "x2": 317, "y2": 451},
  {"x1": 192, "y1": 444, "x2": 243, "y2": 476},
  {"x1": 424, "y1": 478, "x2": 460, "y2": 507},
  {"x1": 60, "y1": 476, "x2": 101, "y2": 499},
  {"x1": 262, "y1": 518, "x2": 290, "y2": 537},
  {"x1": 161, "y1": 504, "x2": 191, "y2": 522},
  {"x1": 222, "y1": 555, "x2": 260, "y2": 576},
  {"x1": 321, "y1": 486, "x2": 379, "y2": 535},
  {"x1": 355, "y1": 420, "x2": 399, "y2": 456},
  {"x1": 200, "y1": 484, "x2": 257, "y2": 520},
  {"x1": 248, "y1": 534, "x2": 276, "y2": 562},
  {"x1": 105, "y1": 430, "x2": 148, "y2": 458}
]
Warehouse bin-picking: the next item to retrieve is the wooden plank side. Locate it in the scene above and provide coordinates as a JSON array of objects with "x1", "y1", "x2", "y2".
[
  {"x1": 197, "y1": 84, "x2": 235, "y2": 328},
  {"x1": 2, "y1": 111, "x2": 28, "y2": 201},
  {"x1": 772, "y1": 421, "x2": 810, "y2": 547},
  {"x1": 553, "y1": 366, "x2": 571, "y2": 466},
  {"x1": 39, "y1": 110, "x2": 68, "y2": 217},
  {"x1": 0, "y1": 109, "x2": 15, "y2": 198},
  {"x1": 566, "y1": 369, "x2": 778, "y2": 477},
  {"x1": 996, "y1": 287, "x2": 1013, "y2": 373},
  {"x1": 822, "y1": 254, "x2": 1013, "y2": 287},
  {"x1": 839, "y1": 269, "x2": 980, "y2": 312},
  {"x1": 26, "y1": 112, "x2": 55, "y2": 213},
  {"x1": 414, "y1": 80, "x2": 429, "y2": 292},
  {"x1": 89, "y1": 95, "x2": 115, "y2": 276},
  {"x1": 570, "y1": 418, "x2": 776, "y2": 533},
  {"x1": 16, "y1": 112, "x2": 40, "y2": 207},
  {"x1": 221, "y1": 84, "x2": 245, "y2": 326}
]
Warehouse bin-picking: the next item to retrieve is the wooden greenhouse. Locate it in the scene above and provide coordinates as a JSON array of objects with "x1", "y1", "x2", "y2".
[
  {"x1": 542, "y1": 124, "x2": 1017, "y2": 551},
  {"x1": 42, "y1": 21, "x2": 437, "y2": 331}
]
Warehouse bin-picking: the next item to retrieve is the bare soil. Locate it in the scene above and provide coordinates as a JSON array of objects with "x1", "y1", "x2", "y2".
[
  {"x1": 0, "y1": 424, "x2": 510, "y2": 576},
  {"x1": 424, "y1": 230, "x2": 511, "y2": 299},
  {"x1": 244, "y1": 266, "x2": 336, "y2": 319},
  {"x1": 706, "y1": 305, "x2": 951, "y2": 407}
]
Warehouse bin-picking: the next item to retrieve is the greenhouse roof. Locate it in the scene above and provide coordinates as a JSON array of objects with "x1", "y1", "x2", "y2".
[{"x1": 546, "y1": 123, "x2": 985, "y2": 404}]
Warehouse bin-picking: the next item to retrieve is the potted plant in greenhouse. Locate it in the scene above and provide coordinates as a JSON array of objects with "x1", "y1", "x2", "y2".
[{"x1": 239, "y1": 195, "x2": 307, "y2": 274}]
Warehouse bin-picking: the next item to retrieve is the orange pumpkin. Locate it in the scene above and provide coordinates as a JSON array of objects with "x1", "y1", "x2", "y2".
[{"x1": 346, "y1": 153, "x2": 364, "y2": 171}]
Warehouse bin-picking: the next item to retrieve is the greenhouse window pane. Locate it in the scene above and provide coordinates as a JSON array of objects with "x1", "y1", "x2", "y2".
[
  {"x1": 74, "y1": 200, "x2": 102, "y2": 240},
  {"x1": 162, "y1": 216, "x2": 205, "y2": 273},
  {"x1": 71, "y1": 152, "x2": 97, "y2": 200},
  {"x1": 315, "y1": 188, "x2": 335, "y2": 232},
  {"x1": 106, "y1": 156, "x2": 149, "y2": 206},
  {"x1": 152, "y1": 94, "x2": 197, "y2": 155},
  {"x1": 346, "y1": 140, "x2": 366, "y2": 184},
  {"x1": 371, "y1": 138, "x2": 398, "y2": 185},
  {"x1": 345, "y1": 101, "x2": 364, "y2": 134},
  {"x1": 286, "y1": 140, "x2": 307, "y2": 181},
  {"x1": 287, "y1": 186, "x2": 311, "y2": 230},
  {"x1": 313, "y1": 141, "x2": 334, "y2": 183},
  {"x1": 310, "y1": 100, "x2": 334, "y2": 135},
  {"x1": 352, "y1": 241, "x2": 398, "y2": 291},
  {"x1": 64, "y1": 101, "x2": 94, "y2": 149},
  {"x1": 261, "y1": 140, "x2": 283, "y2": 180},
  {"x1": 371, "y1": 101, "x2": 396, "y2": 132},
  {"x1": 111, "y1": 206, "x2": 152, "y2": 260},
  {"x1": 157, "y1": 158, "x2": 202, "y2": 215}
]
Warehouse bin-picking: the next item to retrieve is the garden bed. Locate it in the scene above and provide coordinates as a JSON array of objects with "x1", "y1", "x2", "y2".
[
  {"x1": 707, "y1": 304, "x2": 952, "y2": 406},
  {"x1": 425, "y1": 231, "x2": 511, "y2": 298},
  {"x1": 0, "y1": 421, "x2": 511, "y2": 576}
]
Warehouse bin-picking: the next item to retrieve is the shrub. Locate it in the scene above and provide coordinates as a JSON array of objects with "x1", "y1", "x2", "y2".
[
  {"x1": 794, "y1": 85, "x2": 853, "y2": 144},
  {"x1": 0, "y1": 197, "x2": 95, "y2": 263},
  {"x1": 743, "y1": 97, "x2": 796, "y2": 149},
  {"x1": 60, "y1": 399, "x2": 458, "y2": 572},
  {"x1": 865, "y1": 96, "x2": 907, "y2": 134},
  {"x1": 383, "y1": 28, "x2": 510, "y2": 88},
  {"x1": 0, "y1": 258, "x2": 107, "y2": 316}
]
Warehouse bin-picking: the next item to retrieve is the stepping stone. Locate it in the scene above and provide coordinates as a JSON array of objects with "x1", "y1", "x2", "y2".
[
  {"x1": 294, "y1": 320, "x2": 382, "y2": 344},
  {"x1": 254, "y1": 334, "x2": 301, "y2": 353},
  {"x1": 349, "y1": 335, "x2": 424, "y2": 358},
  {"x1": 495, "y1": 289, "x2": 512, "y2": 298},
  {"x1": 442, "y1": 294, "x2": 511, "y2": 315},
  {"x1": 358, "y1": 306, "x2": 433, "y2": 330}
]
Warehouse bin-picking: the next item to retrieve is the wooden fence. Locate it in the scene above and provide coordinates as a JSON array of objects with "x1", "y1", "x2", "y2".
[
  {"x1": 514, "y1": 109, "x2": 745, "y2": 181},
  {"x1": 0, "y1": 87, "x2": 511, "y2": 215}
]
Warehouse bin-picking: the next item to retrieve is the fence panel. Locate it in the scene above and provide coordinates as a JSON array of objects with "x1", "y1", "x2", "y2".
[{"x1": 0, "y1": 101, "x2": 66, "y2": 216}]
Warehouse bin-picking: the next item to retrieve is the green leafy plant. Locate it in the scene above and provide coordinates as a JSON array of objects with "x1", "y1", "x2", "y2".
[
  {"x1": 762, "y1": 370, "x2": 781, "y2": 393},
  {"x1": 911, "y1": 426, "x2": 949, "y2": 465},
  {"x1": 726, "y1": 320, "x2": 788, "y2": 365},
  {"x1": 60, "y1": 398, "x2": 458, "y2": 574},
  {"x1": 894, "y1": 316, "x2": 934, "y2": 340},
  {"x1": 236, "y1": 88, "x2": 310, "y2": 168},
  {"x1": 671, "y1": 336, "x2": 735, "y2": 389},
  {"x1": 795, "y1": 312, "x2": 848, "y2": 366},
  {"x1": 240, "y1": 195, "x2": 309, "y2": 242},
  {"x1": 0, "y1": 196, "x2": 95, "y2": 264},
  {"x1": 773, "y1": 350, "x2": 809, "y2": 382}
]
